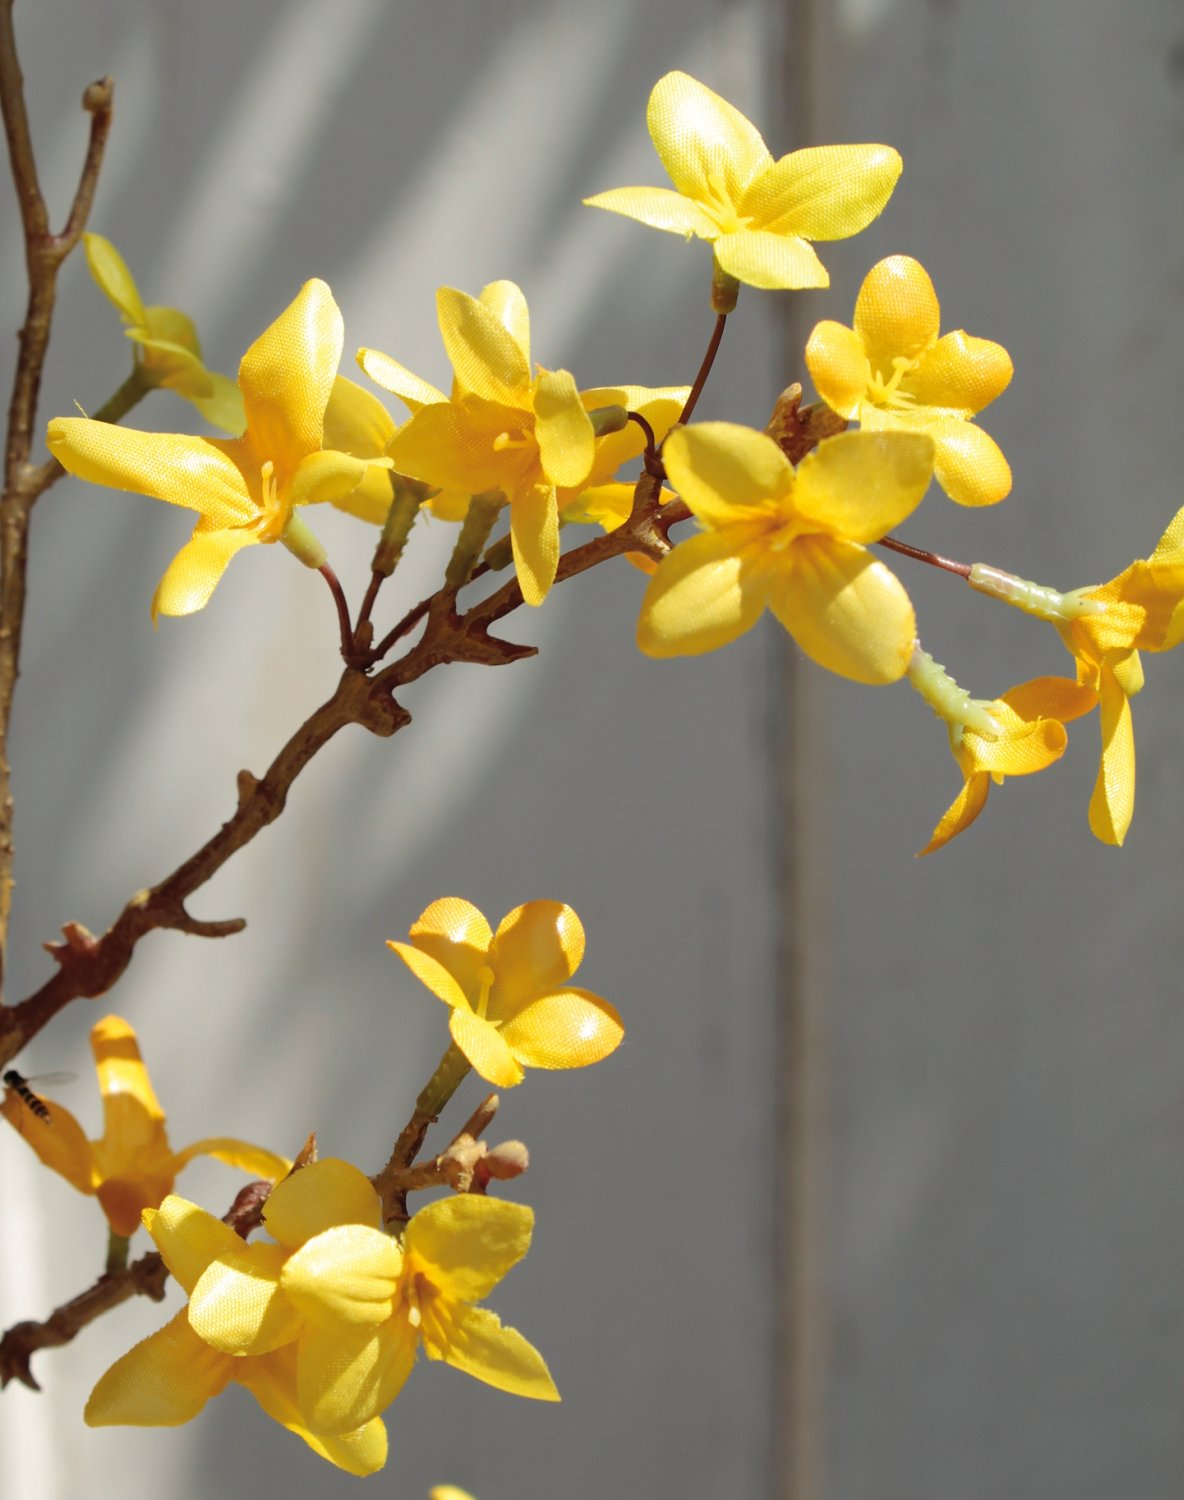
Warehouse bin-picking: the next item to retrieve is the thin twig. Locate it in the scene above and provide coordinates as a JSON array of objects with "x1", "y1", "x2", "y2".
[
  {"x1": 876, "y1": 534, "x2": 972, "y2": 578},
  {"x1": 0, "y1": 15, "x2": 115, "y2": 999},
  {"x1": 678, "y1": 312, "x2": 727, "y2": 427}
]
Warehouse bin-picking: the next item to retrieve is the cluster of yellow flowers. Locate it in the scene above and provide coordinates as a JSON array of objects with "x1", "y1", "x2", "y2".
[
  {"x1": 21, "y1": 62, "x2": 1184, "y2": 1481},
  {"x1": 4, "y1": 901, "x2": 620, "y2": 1474},
  {"x1": 49, "y1": 71, "x2": 1184, "y2": 855}
]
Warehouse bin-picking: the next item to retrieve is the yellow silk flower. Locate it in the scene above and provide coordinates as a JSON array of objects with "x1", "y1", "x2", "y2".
[
  {"x1": 1, "y1": 1015, "x2": 288, "y2": 1237},
  {"x1": 84, "y1": 233, "x2": 244, "y2": 433},
  {"x1": 638, "y1": 422, "x2": 934, "y2": 683},
  {"x1": 86, "y1": 1158, "x2": 556, "y2": 1473},
  {"x1": 1054, "y1": 511, "x2": 1184, "y2": 845},
  {"x1": 920, "y1": 677, "x2": 1097, "y2": 855},
  {"x1": 584, "y1": 70, "x2": 901, "y2": 291},
  {"x1": 47, "y1": 279, "x2": 367, "y2": 618},
  {"x1": 362, "y1": 282, "x2": 686, "y2": 605},
  {"x1": 388, "y1": 897, "x2": 624, "y2": 1089},
  {"x1": 805, "y1": 255, "x2": 1014, "y2": 507}
]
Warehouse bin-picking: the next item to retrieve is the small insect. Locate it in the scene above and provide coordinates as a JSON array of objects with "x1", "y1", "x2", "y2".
[
  {"x1": 968, "y1": 563, "x2": 1106, "y2": 623},
  {"x1": 3, "y1": 1068, "x2": 73, "y2": 1123}
]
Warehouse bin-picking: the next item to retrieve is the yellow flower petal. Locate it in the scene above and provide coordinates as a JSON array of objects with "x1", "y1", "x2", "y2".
[
  {"x1": 713, "y1": 229, "x2": 828, "y2": 290},
  {"x1": 449, "y1": 1009, "x2": 524, "y2": 1088},
  {"x1": 84, "y1": 232, "x2": 147, "y2": 326},
  {"x1": 295, "y1": 1319, "x2": 417, "y2": 1436},
  {"x1": 662, "y1": 421, "x2": 792, "y2": 527},
  {"x1": 323, "y1": 375, "x2": 397, "y2": 459},
  {"x1": 500, "y1": 988, "x2": 625, "y2": 1069},
  {"x1": 187, "y1": 371, "x2": 246, "y2": 435},
  {"x1": 582, "y1": 185, "x2": 719, "y2": 238},
  {"x1": 235, "y1": 1344, "x2": 390, "y2": 1475},
  {"x1": 289, "y1": 448, "x2": 368, "y2": 509},
  {"x1": 143, "y1": 1195, "x2": 246, "y2": 1295},
  {"x1": 189, "y1": 1242, "x2": 298, "y2": 1355},
  {"x1": 1090, "y1": 664, "x2": 1135, "y2": 846},
  {"x1": 171, "y1": 1136, "x2": 291, "y2": 1181},
  {"x1": 238, "y1": 278, "x2": 342, "y2": 464},
  {"x1": 766, "y1": 537, "x2": 915, "y2": 684},
  {"x1": 46, "y1": 421, "x2": 255, "y2": 526},
  {"x1": 388, "y1": 940, "x2": 472, "y2": 1013},
  {"x1": 93, "y1": 1013, "x2": 164, "y2": 1145},
  {"x1": 927, "y1": 416, "x2": 1011, "y2": 507},
  {"x1": 744, "y1": 144, "x2": 902, "y2": 240},
  {"x1": 489, "y1": 900, "x2": 585, "y2": 1000},
  {"x1": 805, "y1": 320, "x2": 869, "y2": 419},
  {"x1": 906, "y1": 330, "x2": 1013, "y2": 415},
  {"x1": 264, "y1": 1159, "x2": 383, "y2": 1249},
  {"x1": 151, "y1": 526, "x2": 258, "y2": 620},
  {"x1": 1000, "y1": 676, "x2": 1097, "y2": 726},
  {"x1": 961, "y1": 714, "x2": 1067, "y2": 778},
  {"x1": 853, "y1": 255, "x2": 940, "y2": 368},
  {"x1": 534, "y1": 369, "x2": 595, "y2": 489},
  {"x1": 919, "y1": 773, "x2": 991, "y2": 856},
  {"x1": 356, "y1": 347, "x2": 447, "y2": 412},
  {"x1": 510, "y1": 482, "x2": 560, "y2": 607},
  {"x1": 1, "y1": 1087, "x2": 94, "y2": 1193},
  {"x1": 403, "y1": 895, "x2": 494, "y2": 1000},
  {"x1": 282, "y1": 1224, "x2": 402, "y2": 1328},
  {"x1": 792, "y1": 430, "x2": 933, "y2": 542},
  {"x1": 637, "y1": 527, "x2": 769, "y2": 657},
  {"x1": 478, "y1": 280, "x2": 531, "y2": 365},
  {"x1": 437, "y1": 287, "x2": 531, "y2": 405},
  {"x1": 406, "y1": 1196, "x2": 535, "y2": 1303},
  {"x1": 85, "y1": 1307, "x2": 233, "y2": 1427},
  {"x1": 423, "y1": 1302, "x2": 559, "y2": 1402},
  {"x1": 388, "y1": 399, "x2": 523, "y2": 496},
  {"x1": 646, "y1": 70, "x2": 772, "y2": 205}
]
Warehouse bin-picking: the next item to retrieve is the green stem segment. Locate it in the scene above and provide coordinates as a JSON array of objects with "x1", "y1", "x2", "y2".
[
  {"x1": 105, "y1": 1231, "x2": 129, "y2": 1277},
  {"x1": 415, "y1": 1040, "x2": 473, "y2": 1120},
  {"x1": 445, "y1": 490, "x2": 504, "y2": 591}
]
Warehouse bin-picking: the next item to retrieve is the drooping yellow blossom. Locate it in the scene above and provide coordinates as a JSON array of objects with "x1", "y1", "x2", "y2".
[
  {"x1": 637, "y1": 422, "x2": 934, "y2": 683},
  {"x1": 584, "y1": 71, "x2": 901, "y2": 293},
  {"x1": 388, "y1": 897, "x2": 624, "y2": 1089},
  {"x1": 84, "y1": 233, "x2": 245, "y2": 433},
  {"x1": 1052, "y1": 512, "x2": 1184, "y2": 845},
  {"x1": 361, "y1": 282, "x2": 687, "y2": 604},
  {"x1": 1, "y1": 1015, "x2": 288, "y2": 1237},
  {"x1": 47, "y1": 279, "x2": 367, "y2": 618},
  {"x1": 919, "y1": 677, "x2": 1097, "y2": 855},
  {"x1": 805, "y1": 255, "x2": 1013, "y2": 507},
  {"x1": 86, "y1": 1158, "x2": 555, "y2": 1473}
]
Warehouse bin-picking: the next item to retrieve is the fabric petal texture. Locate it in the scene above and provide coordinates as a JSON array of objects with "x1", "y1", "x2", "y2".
[
  {"x1": 264, "y1": 1159, "x2": 383, "y2": 1249},
  {"x1": 489, "y1": 900, "x2": 585, "y2": 1003},
  {"x1": 791, "y1": 430, "x2": 934, "y2": 541},
  {"x1": 85, "y1": 1308, "x2": 234, "y2": 1427},
  {"x1": 746, "y1": 144, "x2": 902, "y2": 240},
  {"x1": 646, "y1": 70, "x2": 772, "y2": 205},
  {"x1": 424, "y1": 1303, "x2": 560, "y2": 1402},
  {"x1": 713, "y1": 229, "x2": 828, "y2": 290},
  {"x1": 449, "y1": 1008, "x2": 524, "y2": 1088},
  {"x1": 662, "y1": 421, "x2": 791, "y2": 526},
  {"x1": 582, "y1": 185, "x2": 718, "y2": 238},
  {"x1": 281, "y1": 1224, "x2": 403, "y2": 1329},
  {"x1": 406, "y1": 1196, "x2": 535, "y2": 1303},
  {"x1": 637, "y1": 527, "x2": 769, "y2": 658},
  {"x1": 766, "y1": 538, "x2": 916, "y2": 685},
  {"x1": 238, "y1": 278, "x2": 341, "y2": 463},
  {"x1": 145, "y1": 1196, "x2": 247, "y2": 1295},
  {"x1": 295, "y1": 1318, "x2": 417, "y2": 1436},
  {"x1": 188, "y1": 1243, "x2": 298, "y2": 1355},
  {"x1": 499, "y1": 988, "x2": 625, "y2": 1069}
]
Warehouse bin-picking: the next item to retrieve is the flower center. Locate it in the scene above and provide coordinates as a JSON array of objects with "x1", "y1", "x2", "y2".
[
  {"x1": 865, "y1": 355, "x2": 917, "y2": 411},
  {"x1": 255, "y1": 460, "x2": 290, "y2": 542},
  {"x1": 701, "y1": 170, "x2": 752, "y2": 237}
]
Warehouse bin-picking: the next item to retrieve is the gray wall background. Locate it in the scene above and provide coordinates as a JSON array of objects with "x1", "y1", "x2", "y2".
[{"x1": 0, "y1": 3, "x2": 1182, "y2": 1499}]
